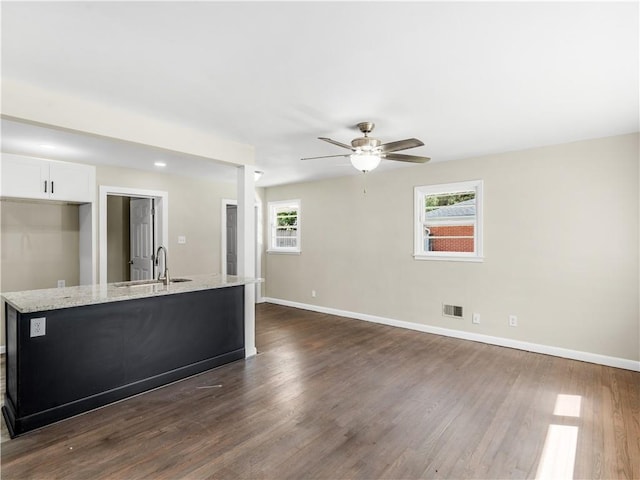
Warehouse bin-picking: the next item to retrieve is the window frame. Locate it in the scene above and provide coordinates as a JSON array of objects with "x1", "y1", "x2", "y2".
[
  {"x1": 413, "y1": 180, "x2": 484, "y2": 262},
  {"x1": 267, "y1": 199, "x2": 301, "y2": 254}
]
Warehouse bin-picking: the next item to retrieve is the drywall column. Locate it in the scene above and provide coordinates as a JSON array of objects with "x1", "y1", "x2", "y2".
[
  {"x1": 79, "y1": 202, "x2": 97, "y2": 285},
  {"x1": 237, "y1": 166, "x2": 257, "y2": 357}
]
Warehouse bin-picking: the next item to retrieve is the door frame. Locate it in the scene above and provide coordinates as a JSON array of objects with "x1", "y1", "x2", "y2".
[
  {"x1": 221, "y1": 198, "x2": 263, "y2": 302},
  {"x1": 99, "y1": 186, "x2": 169, "y2": 285}
]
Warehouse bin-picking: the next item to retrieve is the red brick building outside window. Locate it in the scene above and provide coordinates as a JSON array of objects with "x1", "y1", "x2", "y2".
[
  {"x1": 424, "y1": 197, "x2": 476, "y2": 253},
  {"x1": 426, "y1": 225, "x2": 475, "y2": 252},
  {"x1": 415, "y1": 180, "x2": 483, "y2": 260}
]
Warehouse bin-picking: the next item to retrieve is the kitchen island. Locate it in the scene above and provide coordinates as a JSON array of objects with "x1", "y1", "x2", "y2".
[{"x1": 2, "y1": 274, "x2": 260, "y2": 437}]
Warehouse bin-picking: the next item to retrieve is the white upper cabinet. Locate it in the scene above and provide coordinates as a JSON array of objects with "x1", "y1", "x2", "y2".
[
  {"x1": 48, "y1": 161, "x2": 96, "y2": 203},
  {"x1": 0, "y1": 155, "x2": 49, "y2": 200},
  {"x1": 1, "y1": 153, "x2": 95, "y2": 203}
]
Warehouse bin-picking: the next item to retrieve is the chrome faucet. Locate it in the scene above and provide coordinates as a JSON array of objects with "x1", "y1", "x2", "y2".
[{"x1": 155, "y1": 245, "x2": 170, "y2": 285}]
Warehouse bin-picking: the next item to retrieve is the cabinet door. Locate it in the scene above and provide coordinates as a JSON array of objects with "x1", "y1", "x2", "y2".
[
  {"x1": 49, "y1": 161, "x2": 95, "y2": 203},
  {"x1": 0, "y1": 154, "x2": 49, "y2": 200}
]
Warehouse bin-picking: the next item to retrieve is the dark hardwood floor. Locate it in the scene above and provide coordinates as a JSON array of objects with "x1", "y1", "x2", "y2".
[{"x1": 1, "y1": 303, "x2": 638, "y2": 479}]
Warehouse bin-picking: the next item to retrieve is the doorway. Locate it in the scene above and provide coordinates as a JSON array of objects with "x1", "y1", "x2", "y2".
[
  {"x1": 99, "y1": 186, "x2": 168, "y2": 285},
  {"x1": 221, "y1": 198, "x2": 262, "y2": 302},
  {"x1": 226, "y1": 204, "x2": 238, "y2": 275},
  {"x1": 106, "y1": 196, "x2": 157, "y2": 282}
]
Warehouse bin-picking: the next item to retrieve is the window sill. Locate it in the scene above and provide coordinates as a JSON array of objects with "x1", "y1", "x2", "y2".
[
  {"x1": 413, "y1": 254, "x2": 484, "y2": 263},
  {"x1": 267, "y1": 250, "x2": 301, "y2": 255}
]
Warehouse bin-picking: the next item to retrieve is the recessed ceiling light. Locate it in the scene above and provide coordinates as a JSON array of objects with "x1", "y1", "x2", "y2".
[{"x1": 154, "y1": 161, "x2": 167, "y2": 167}]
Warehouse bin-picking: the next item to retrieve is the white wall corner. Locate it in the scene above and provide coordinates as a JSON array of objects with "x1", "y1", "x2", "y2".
[{"x1": 238, "y1": 166, "x2": 257, "y2": 357}]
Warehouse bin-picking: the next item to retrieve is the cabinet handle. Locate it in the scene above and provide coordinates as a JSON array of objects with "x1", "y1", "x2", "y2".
[
  {"x1": 44, "y1": 181, "x2": 47, "y2": 193},
  {"x1": 51, "y1": 181, "x2": 54, "y2": 194}
]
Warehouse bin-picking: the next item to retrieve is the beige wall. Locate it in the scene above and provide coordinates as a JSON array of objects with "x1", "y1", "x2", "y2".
[
  {"x1": 97, "y1": 165, "x2": 237, "y2": 279},
  {"x1": 96, "y1": 165, "x2": 266, "y2": 296},
  {"x1": 264, "y1": 133, "x2": 640, "y2": 362},
  {"x1": 1, "y1": 199, "x2": 81, "y2": 344},
  {"x1": 1, "y1": 200, "x2": 80, "y2": 291}
]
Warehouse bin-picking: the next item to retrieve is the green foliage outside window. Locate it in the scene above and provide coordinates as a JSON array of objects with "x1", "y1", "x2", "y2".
[
  {"x1": 425, "y1": 192, "x2": 475, "y2": 209},
  {"x1": 276, "y1": 210, "x2": 298, "y2": 229}
]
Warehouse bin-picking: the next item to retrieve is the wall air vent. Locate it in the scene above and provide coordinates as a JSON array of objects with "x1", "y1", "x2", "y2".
[{"x1": 443, "y1": 304, "x2": 463, "y2": 318}]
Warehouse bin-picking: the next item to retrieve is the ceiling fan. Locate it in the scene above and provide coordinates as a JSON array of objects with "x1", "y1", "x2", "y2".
[{"x1": 301, "y1": 122, "x2": 431, "y2": 172}]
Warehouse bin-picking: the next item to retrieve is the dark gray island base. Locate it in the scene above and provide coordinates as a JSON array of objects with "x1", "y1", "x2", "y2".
[{"x1": 3, "y1": 285, "x2": 244, "y2": 437}]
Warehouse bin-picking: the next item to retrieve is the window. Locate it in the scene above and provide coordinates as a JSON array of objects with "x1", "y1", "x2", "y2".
[
  {"x1": 268, "y1": 199, "x2": 301, "y2": 253},
  {"x1": 414, "y1": 180, "x2": 483, "y2": 261}
]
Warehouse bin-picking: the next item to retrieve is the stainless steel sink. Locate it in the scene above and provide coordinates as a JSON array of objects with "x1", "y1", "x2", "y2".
[
  {"x1": 114, "y1": 278, "x2": 192, "y2": 288},
  {"x1": 114, "y1": 279, "x2": 161, "y2": 288}
]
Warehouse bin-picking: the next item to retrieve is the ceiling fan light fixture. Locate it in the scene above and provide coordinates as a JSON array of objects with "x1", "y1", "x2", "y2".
[
  {"x1": 303, "y1": 121, "x2": 430, "y2": 170},
  {"x1": 350, "y1": 153, "x2": 381, "y2": 172}
]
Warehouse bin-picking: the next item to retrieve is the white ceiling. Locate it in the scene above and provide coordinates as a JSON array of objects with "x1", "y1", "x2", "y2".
[{"x1": 1, "y1": 2, "x2": 638, "y2": 187}]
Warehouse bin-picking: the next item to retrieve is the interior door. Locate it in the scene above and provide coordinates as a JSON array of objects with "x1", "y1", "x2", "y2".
[
  {"x1": 130, "y1": 197, "x2": 154, "y2": 281},
  {"x1": 226, "y1": 204, "x2": 238, "y2": 275}
]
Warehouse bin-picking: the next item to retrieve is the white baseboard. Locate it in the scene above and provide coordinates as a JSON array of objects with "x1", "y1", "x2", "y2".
[
  {"x1": 263, "y1": 297, "x2": 640, "y2": 372},
  {"x1": 245, "y1": 346, "x2": 258, "y2": 358}
]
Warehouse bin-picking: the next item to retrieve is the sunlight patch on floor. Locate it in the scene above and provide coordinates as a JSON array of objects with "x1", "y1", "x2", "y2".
[
  {"x1": 553, "y1": 394, "x2": 582, "y2": 418},
  {"x1": 536, "y1": 394, "x2": 581, "y2": 480}
]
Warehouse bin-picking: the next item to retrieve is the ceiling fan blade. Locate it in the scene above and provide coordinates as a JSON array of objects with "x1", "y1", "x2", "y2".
[
  {"x1": 383, "y1": 152, "x2": 431, "y2": 163},
  {"x1": 301, "y1": 154, "x2": 351, "y2": 161},
  {"x1": 379, "y1": 138, "x2": 424, "y2": 153},
  {"x1": 318, "y1": 137, "x2": 353, "y2": 150}
]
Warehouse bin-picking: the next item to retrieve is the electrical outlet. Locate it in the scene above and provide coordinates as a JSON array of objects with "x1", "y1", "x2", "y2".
[
  {"x1": 30, "y1": 317, "x2": 46, "y2": 337},
  {"x1": 311, "y1": 290, "x2": 317, "y2": 298},
  {"x1": 472, "y1": 313, "x2": 481, "y2": 324},
  {"x1": 509, "y1": 315, "x2": 518, "y2": 327},
  {"x1": 178, "y1": 235, "x2": 187, "y2": 244},
  {"x1": 57, "y1": 280, "x2": 65, "y2": 288}
]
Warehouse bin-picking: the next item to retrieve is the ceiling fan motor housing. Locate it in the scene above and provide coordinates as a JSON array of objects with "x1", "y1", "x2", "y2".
[
  {"x1": 351, "y1": 136, "x2": 381, "y2": 151},
  {"x1": 352, "y1": 121, "x2": 380, "y2": 152}
]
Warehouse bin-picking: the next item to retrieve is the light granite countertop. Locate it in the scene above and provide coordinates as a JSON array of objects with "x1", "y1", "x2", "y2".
[{"x1": 2, "y1": 274, "x2": 262, "y2": 314}]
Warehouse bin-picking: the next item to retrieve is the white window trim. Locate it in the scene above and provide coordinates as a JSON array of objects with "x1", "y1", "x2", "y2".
[
  {"x1": 267, "y1": 199, "x2": 301, "y2": 254},
  {"x1": 413, "y1": 180, "x2": 484, "y2": 262}
]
